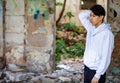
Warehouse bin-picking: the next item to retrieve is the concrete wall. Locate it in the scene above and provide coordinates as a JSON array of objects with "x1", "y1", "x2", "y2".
[
  {"x1": 56, "y1": 0, "x2": 80, "y2": 25},
  {"x1": 25, "y1": 0, "x2": 55, "y2": 73},
  {"x1": 5, "y1": 0, "x2": 25, "y2": 65},
  {"x1": 56, "y1": 0, "x2": 107, "y2": 26},
  {"x1": 1, "y1": 0, "x2": 55, "y2": 73},
  {"x1": 108, "y1": 0, "x2": 120, "y2": 68},
  {"x1": 108, "y1": 0, "x2": 120, "y2": 33},
  {"x1": 0, "y1": 0, "x2": 3, "y2": 57}
]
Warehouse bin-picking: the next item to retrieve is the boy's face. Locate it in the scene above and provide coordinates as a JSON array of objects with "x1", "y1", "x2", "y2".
[{"x1": 89, "y1": 12, "x2": 104, "y2": 27}]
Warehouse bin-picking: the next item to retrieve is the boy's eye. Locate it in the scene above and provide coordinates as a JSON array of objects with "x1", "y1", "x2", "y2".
[{"x1": 90, "y1": 14, "x2": 96, "y2": 17}]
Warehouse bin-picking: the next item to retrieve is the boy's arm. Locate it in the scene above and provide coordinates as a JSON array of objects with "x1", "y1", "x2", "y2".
[
  {"x1": 94, "y1": 32, "x2": 114, "y2": 79},
  {"x1": 78, "y1": 10, "x2": 93, "y2": 32}
]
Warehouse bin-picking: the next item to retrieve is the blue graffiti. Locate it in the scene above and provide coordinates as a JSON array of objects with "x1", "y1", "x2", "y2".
[
  {"x1": 0, "y1": 6, "x2": 2, "y2": 14},
  {"x1": 36, "y1": 10, "x2": 40, "y2": 14},
  {"x1": 42, "y1": 13, "x2": 45, "y2": 17},
  {"x1": 34, "y1": 13, "x2": 38, "y2": 20},
  {"x1": 33, "y1": 9, "x2": 47, "y2": 20},
  {"x1": 34, "y1": 10, "x2": 40, "y2": 20}
]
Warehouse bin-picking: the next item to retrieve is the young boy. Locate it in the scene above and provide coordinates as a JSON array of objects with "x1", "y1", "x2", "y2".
[{"x1": 79, "y1": 4, "x2": 114, "y2": 83}]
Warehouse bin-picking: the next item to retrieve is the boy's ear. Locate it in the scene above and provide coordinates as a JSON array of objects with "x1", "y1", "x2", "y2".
[{"x1": 100, "y1": 16, "x2": 104, "y2": 21}]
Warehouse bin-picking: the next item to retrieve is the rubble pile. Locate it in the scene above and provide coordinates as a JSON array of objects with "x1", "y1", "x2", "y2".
[{"x1": 0, "y1": 58, "x2": 120, "y2": 83}]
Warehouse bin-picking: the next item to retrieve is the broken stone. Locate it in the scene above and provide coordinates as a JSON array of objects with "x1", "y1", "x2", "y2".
[
  {"x1": 113, "y1": 77, "x2": 120, "y2": 82},
  {"x1": 56, "y1": 64, "x2": 70, "y2": 70},
  {"x1": 6, "y1": 46, "x2": 25, "y2": 66},
  {"x1": 41, "y1": 77, "x2": 56, "y2": 83},
  {"x1": 59, "y1": 76, "x2": 71, "y2": 82},
  {"x1": 107, "y1": 75, "x2": 114, "y2": 79},
  {"x1": 0, "y1": 58, "x2": 119, "y2": 83},
  {"x1": 26, "y1": 50, "x2": 51, "y2": 73},
  {"x1": 111, "y1": 67, "x2": 120, "y2": 75},
  {"x1": 30, "y1": 76, "x2": 41, "y2": 83}
]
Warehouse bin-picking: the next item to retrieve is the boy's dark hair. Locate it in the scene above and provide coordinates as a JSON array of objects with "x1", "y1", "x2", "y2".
[{"x1": 90, "y1": 4, "x2": 105, "y2": 16}]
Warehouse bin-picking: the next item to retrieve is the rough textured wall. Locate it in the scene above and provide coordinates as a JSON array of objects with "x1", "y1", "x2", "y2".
[
  {"x1": 25, "y1": 0, "x2": 55, "y2": 73},
  {"x1": 56, "y1": 0, "x2": 80, "y2": 25},
  {"x1": 108, "y1": 0, "x2": 120, "y2": 68},
  {"x1": 0, "y1": 0, "x2": 3, "y2": 57},
  {"x1": 3, "y1": 0, "x2": 55, "y2": 73},
  {"x1": 108, "y1": 0, "x2": 120, "y2": 33},
  {"x1": 97, "y1": 0, "x2": 108, "y2": 21},
  {"x1": 56, "y1": 0, "x2": 107, "y2": 26},
  {"x1": 5, "y1": 0, "x2": 25, "y2": 65}
]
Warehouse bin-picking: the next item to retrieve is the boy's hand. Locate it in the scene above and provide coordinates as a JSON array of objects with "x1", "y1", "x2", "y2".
[{"x1": 91, "y1": 76, "x2": 99, "y2": 83}]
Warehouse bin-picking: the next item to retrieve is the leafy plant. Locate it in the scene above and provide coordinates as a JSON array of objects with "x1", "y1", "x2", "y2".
[
  {"x1": 56, "y1": 38, "x2": 85, "y2": 62},
  {"x1": 56, "y1": 38, "x2": 67, "y2": 62},
  {"x1": 66, "y1": 41, "x2": 85, "y2": 57},
  {"x1": 61, "y1": 22, "x2": 86, "y2": 36},
  {"x1": 56, "y1": 2, "x2": 63, "y2": 6},
  {"x1": 64, "y1": 11, "x2": 74, "y2": 19},
  {"x1": 63, "y1": 22, "x2": 76, "y2": 30},
  {"x1": 56, "y1": 2, "x2": 85, "y2": 62}
]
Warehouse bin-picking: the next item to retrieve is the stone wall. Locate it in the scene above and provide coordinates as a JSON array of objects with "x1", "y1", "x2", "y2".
[
  {"x1": 1, "y1": 0, "x2": 55, "y2": 73},
  {"x1": 0, "y1": 0, "x2": 3, "y2": 57},
  {"x1": 25, "y1": 0, "x2": 55, "y2": 73},
  {"x1": 108, "y1": 0, "x2": 120, "y2": 69},
  {"x1": 108, "y1": 0, "x2": 120, "y2": 33},
  {"x1": 5, "y1": 0, "x2": 25, "y2": 65}
]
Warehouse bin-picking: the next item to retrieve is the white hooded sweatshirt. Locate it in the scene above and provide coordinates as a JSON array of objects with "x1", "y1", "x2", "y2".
[{"x1": 78, "y1": 10, "x2": 114, "y2": 79}]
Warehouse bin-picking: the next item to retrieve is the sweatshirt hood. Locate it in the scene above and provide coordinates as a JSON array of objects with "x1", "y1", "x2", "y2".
[{"x1": 92, "y1": 22, "x2": 111, "y2": 36}]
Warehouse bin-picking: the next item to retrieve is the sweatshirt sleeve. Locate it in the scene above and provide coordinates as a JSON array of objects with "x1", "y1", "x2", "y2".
[
  {"x1": 78, "y1": 10, "x2": 93, "y2": 32},
  {"x1": 94, "y1": 31, "x2": 114, "y2": 79}
]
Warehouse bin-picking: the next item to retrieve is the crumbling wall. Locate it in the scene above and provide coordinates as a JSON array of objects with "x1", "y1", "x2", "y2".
[
  {"x1": 5, "y1": 0, "x2": 25, "y2": 66},
  {"x1": 56, "y1": 0, "x2": 108, "y2": 26},
  {"x1": 108, "y1": 0, "x2": 120, "y2": 33},
  {"x1": 0, "y1": 0, "x2": 3, "y2": 57},
  {"x1": 25, "y1": 0, "x2": 55, "y2": 73},
  {"x1": 1, "y1": 0, "x2": 55, "y2": 73},
  {"x1": 108, "y1": 0, "x2": 120, "y2": 68},
  {"x1": 56, "y1": 0, "x2": 80, "y2": 25}
]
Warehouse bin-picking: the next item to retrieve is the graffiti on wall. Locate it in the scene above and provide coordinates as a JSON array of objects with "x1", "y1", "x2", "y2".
[
  {"x1": 0, "y1": 0, "x2": 2, "y2": 14},
  {"x1": 0, "y1": 0, "x2": 3, "y2": 26},
  {"x1": 12, "y1": 0, "x2": 18, "y2": 10},
  {"x1": 29, "y1": 0, "x2": 54, "y2": 20}
]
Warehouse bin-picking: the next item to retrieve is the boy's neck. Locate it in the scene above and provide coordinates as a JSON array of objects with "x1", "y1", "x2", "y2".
[{"x1": 95, "y1": 21, "x2": 103, "y2": 28}]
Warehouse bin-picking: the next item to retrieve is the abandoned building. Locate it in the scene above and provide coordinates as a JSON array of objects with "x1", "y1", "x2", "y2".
[{"x1": 0, "y1": 0, "x2": 119, "y2": 83}]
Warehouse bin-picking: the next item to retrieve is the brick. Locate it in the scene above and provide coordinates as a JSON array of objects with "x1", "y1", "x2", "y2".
[
  {"x1": 5, "y1": 32, "x2": 25, "y2": 44},
  {"x1": 5, "y1": 16, "x2": 25, "y2": 33},
  {"x1": 0, "y1": 14, "x2": 3, "y2": 32},
  {"x1": 6, "y1": 0, "x2": 25, "y2": 15}
]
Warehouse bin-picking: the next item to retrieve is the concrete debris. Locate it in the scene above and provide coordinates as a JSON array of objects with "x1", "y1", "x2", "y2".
[{"x1": 0, "y1": 58, "x2": 119, "y2": 83}]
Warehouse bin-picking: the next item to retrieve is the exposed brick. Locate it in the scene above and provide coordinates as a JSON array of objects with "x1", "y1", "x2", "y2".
[{"x1": 5, "y1": 16, "x2": 25, "y2": 33}]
